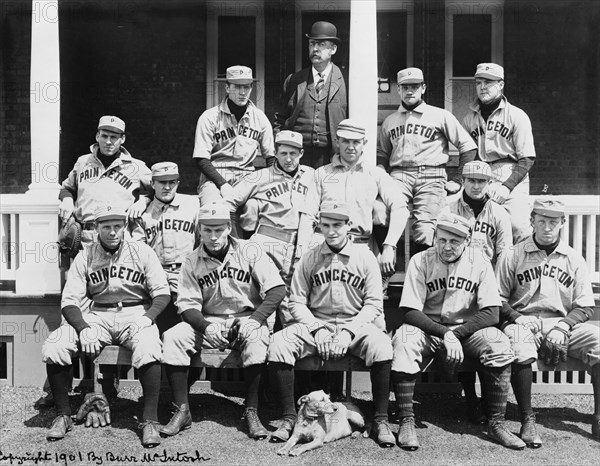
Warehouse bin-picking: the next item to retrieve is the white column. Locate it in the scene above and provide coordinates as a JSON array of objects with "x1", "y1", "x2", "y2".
[
  {"x1": 16, "y1": 0, "x2": 61, "y2": 294},
  {"x1": 349, "y1": 0, "x2": 378, "y2": 165}
]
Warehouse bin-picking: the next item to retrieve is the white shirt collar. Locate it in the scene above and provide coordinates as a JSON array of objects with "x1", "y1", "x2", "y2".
[{"x1": 312, "y1": 63, "x2": 333, "y2": 84}]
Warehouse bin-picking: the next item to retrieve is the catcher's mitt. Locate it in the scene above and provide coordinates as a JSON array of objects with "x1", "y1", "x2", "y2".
[
  {"x1": 75, "y1": 392, "x2": 111, "y2": 428},
  {"x1": 226, "y1": 318, "x2": 241, "y2": 343},
  {"x1": 538, "y1": 327, "x2": 569, "y2": 366},
  {"x1": 58, "y1": 217, "x2": 82, "y2": 259}
]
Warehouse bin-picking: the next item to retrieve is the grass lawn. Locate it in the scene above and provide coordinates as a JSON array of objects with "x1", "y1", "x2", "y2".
[{"x1": 0, "y1": 385, "x2": 598, "y2": 466}]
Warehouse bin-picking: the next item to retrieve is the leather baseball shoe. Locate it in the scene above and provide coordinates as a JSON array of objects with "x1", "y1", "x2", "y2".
[
  {"x1": 270, "y1": 417, "x2": 295, "y2": 443},
  {"x1": 244, "y1": 407, "x2": 268, "y2": 440},
  {"x1": 397, "y1": 416, "x2": 419, "y2": 451},
  {"x1": 46, "y1": 415, "x2": 73, "y2": 441},
  {"x1": 140, "y1": 420, "x2": 161, "y2": 448},
  {"x1": 373, "y1": 419, "x2": 395, "y2": 447},
  {"x1": 520, "y1": 413, "x2": 542, "y2": 448},
  {"x1": 160, "y1": 402, "x2": 192, "y2": 437},
  {"x1": 487, "y1": 420, "x2": 526, "y2": 450}
]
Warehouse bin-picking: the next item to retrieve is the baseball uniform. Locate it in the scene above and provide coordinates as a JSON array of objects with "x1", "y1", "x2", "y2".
[
  {"x1": 130, "y1": 193, "x2": 200, "y2": 292},
  {"x1": 193, "y1": 98, "x2": 275, "y2": 204},
  {"x1": 496, "y1": 236, "x2": 599, "y2": 367},
  {"x1": 224, "y1": 162, "x2": 315, "y2": 325},
  {"x1": 162, "y1": 236, "x2": 285, "y2": 367},
  {"x1": 392, "y1": 245, "x2": 514, "y2": 374},
  {"x1": 443, "y1": 195, "x2": 512, "y2": 264},
  {"x1": 60, "y1": 145, "x2": 152, "y2": 242},
  {"x1": 462, "y1": 97, "x2": 536, "y2": 242},
  {"x1": 377, "y1": 102, "x2": 477, "y2": 245},
  {"x1": 268, "y1": 239, "x2": 393, "y2": 367},
  {"x1": 42, "y1": 238, "x2": 170, "y2": 369},
  {"x1": 302, "y1": 153, "x2": 407, "y2": 246}
]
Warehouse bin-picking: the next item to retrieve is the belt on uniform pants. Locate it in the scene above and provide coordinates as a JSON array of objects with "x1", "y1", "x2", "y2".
[
  {"x1": 393, "y1": 165, "x2": 446, "y2": 171},
  {"x1": 93, "y1": 300, "x2": 149, "y2": 309},
  {"x1": 348, "y1": 234, "x2": 370, "y2": 244},
  {"x1": 256, "y1": 224, "x2": 296, "y2": 243},
  {"x1": 163, "y1": 263, "x2": 182, "y2": 272}
]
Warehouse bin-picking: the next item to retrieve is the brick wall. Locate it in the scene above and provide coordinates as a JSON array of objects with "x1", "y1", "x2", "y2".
[
  {"x1": 58, "y1": 0, "x2": 207, "y2": 195},
  {"x1": 1, "y1": 2, "x2": 32, "y2": 194},
  {"x1": 504, "y1": 0, "x2": 599, "y2": 195}
]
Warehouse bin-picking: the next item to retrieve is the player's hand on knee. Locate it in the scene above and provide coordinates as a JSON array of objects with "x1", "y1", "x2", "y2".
[
  {"x1": 445, "y1": 180, "x2": 461, "y2": 195},
  {"x1": 314, "y1": 328, "x2": 334, "y2": 360},
  {"x1": 237, "y1": 318, "x2": 261, "y2": 343},
  {"x1": 515, "y1": 315, "x2": 542, "y2": 334},
  {"x1": 128, "y1": 197, "x2": 151, "y2": 219},
  {"x1": 204, "y1": 322, "x2": 229, "y2": 349},
  {"x1": 123, "y1": 315, "x2": 153, "y2": 340},
  {"x1": 330, "y1": 329, "x2": 352, "y2": 360},
  {"x1": 80, "y1": 326, "x2": 102, "y2": 358},
  {"x1": 443, "y1": 331, "x2": 464, "y2": 365},
  {"x1": 379, "y1": 245, "x2": 397, "y2": 276}
]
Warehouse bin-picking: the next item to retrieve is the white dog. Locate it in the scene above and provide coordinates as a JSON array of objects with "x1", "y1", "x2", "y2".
[{"x1": 276, "y1": 390, "x2": 366, "y2": 456}]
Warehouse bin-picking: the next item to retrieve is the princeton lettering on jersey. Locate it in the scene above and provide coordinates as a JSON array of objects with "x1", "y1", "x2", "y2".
[
  {"x1": 388, "y1": 123, "x2": 436, "y2": 142},
  {"x1": 265, "y1": 181, "x2": 309, "y2": 200},
  {"x1": 90, "y1": 168, "x2": 133, "y2": 190},
  {"x1": 197, "y1": 266, "x2": 252, "y2": 289},
  {"x1": 426, "y1": 276, "x2": 479, "y2": 293},
  {"x1": 213, "y1": 125, "x2": 261, "y2": 144},
  {"x1": 473, "y1": 220, "x2": 496, "y2": 239},
  {"x1": 87, "y1": 266, "x2": 146, "y2": 285},
  {"x1": 517, "y1": 264, "x2": 575, "y2": 287},
  {"x1": 79, "y1": 167, "x2": 100, "y2": 182},
  {"x1": 145, "y1": 219, "x2": 195, "y2": 240},
  {"x1": 470, "y1": 121, "x2": 513, "y2": 141},
  {"x1": 309, "y1": 268, "x2": 366, "y2": 291}
]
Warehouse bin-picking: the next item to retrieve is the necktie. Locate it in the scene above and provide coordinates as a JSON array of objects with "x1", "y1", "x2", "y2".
[{"x1": 315, "y1": 73, "x2": 325, "y2": 97}]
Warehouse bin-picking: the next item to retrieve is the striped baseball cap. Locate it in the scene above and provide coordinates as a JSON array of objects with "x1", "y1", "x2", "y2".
[
  {"x1": 532, "y1": 198, "x2": 565, "y2": 218},
  {"x1": 436, "y1": 213, "x2": 471, "y2": 238},
  {"x1": 462, "y1": 161, "x2": 493, "y2": 180},
  {"x1": 336, "y1": 119, "x2": 366, "y2": 140}
]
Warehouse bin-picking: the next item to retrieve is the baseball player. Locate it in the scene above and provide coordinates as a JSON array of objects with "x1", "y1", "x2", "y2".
[
  {"x1": 496, "y1": 198, "x2": 600, "y2": 444},
  {"x1": 193, "y1": 65, "x2": 275, "y2": 206},
  {"x1": 267, "y1": 202, "x2": 396, "y2": 448},
  {"x1": 461, "y1": 63, "x2": 536, "y2": 242},
  {"x1": 160, "y1": 203, "x2": 286, "y2": 439},
  {"x1": 223, "y1": 130, "x2": 315, "y2": 327},
  {"x1": 391, "y1": 213, "x2": 524, "y2": 451},
  {"x1": 303, "y1": 118, "x2": 409, "y2": 278},
  {"x1": 58, "y1": 116, "x2": 152, "y2": 245},
  {"x1": 130, "y1": 161, "x2": 200, "y2": 333},
  {"x1": 443, "y1": 161, "x2": 512, "y2": 264},
  {"x1": 41, "y1": 205, "x2": 170, "y2": 448},
  {"x1": 377, "y1": 68, "x2": 477, "y2": 254}
]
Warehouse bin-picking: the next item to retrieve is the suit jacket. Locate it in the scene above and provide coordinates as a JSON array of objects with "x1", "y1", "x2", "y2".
[{"x1": 274, "y1": 64, "x2": 348, "y2": 154}]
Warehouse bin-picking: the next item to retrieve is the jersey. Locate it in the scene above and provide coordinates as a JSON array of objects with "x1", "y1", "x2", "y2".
[
  {"x1": 176, "y1": 237, "x2": 284, "y2": 317},
  {"x1": 377, "y1": 101, "x2": 476, "y2": 169},
  {"x1": 225, "y1": 164, "x2": 315, "y2": 233},
  {"x1": 61, "y1": 239, "x2": 170, "y2": 309},
  {"x1": 192, "y1": 98, "x2": 275, "y2": 172},
  {"x1": 462, "y1": 97, "x2": 535, "y2": 182},
  {"x1": 302, "y1": 154, "x2": 405, "y2": 238},
  {"x1": 400, "y1": 246, "x2": 501, "y2": 326},
  {"x1": 495, "y1": 236, "x2": 595, "y2": 319},
  {"x1": 60, "y1": 145, "x2": 152, "y2": 223},
  {"x1": 289, "y1": 239, "x2": 384, "y2": 336},
  {"x1": 130, "y1": 193, "x2": 200, "y2": 266},
  {"x1": 443, "y1": 195, "x2": 512, "y2": 262}
]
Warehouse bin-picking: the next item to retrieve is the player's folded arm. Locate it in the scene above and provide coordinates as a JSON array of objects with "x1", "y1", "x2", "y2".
[
  {"x1": 249, "y1": 284, "x2": 286, "y2": 324},
  {"x1": 451, "y1": 306, "x2": 499, "y2": 341},
  {"x1": 560, "y1": 307, "x2": 594, "y2": 329},
  {"x1": 181, "y1": 308, "x2": 211, "y2": 334},
  {"x1": 400, "y1": 307, "x2": 449, "y2": 339},
  {"x1": 143, "y1": 294, "x2": 171, "y2": 323}
]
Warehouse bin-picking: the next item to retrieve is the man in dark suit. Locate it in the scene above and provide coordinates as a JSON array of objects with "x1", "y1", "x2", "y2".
[{"x1": 274, "y1": 21, "x2": 348, "y2": 168}]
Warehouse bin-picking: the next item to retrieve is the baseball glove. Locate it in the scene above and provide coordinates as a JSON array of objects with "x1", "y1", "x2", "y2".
[
  {"x1": 58, "y1": 216, "x2": 82, "y2": 259},
  {"x1": 75, "y1": 392, "x2": 111, "y2": 428},
  {"x1": 538, "y1": 327, "x2": 570, "y2": 366}
]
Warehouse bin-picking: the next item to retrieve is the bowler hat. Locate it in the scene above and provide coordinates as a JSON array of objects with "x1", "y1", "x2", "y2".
[{"x1": 306, "y1": 21, "x2": 340, "y2": 45}]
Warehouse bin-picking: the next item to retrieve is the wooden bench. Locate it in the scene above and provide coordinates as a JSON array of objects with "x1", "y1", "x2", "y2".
[{"x1": 92, "y1": 345, "x2": 591, "y2": 397}]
